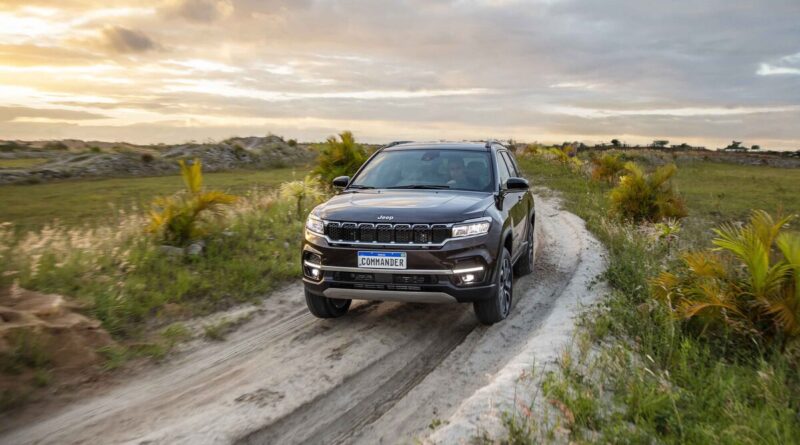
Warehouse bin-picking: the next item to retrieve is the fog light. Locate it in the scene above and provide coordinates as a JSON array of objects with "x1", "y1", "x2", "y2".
[
  {"x1": 311, "y1": 267, "x2": 320, "y2": 278},
  {"x1": 462, "y1": 273, "x2": 475, "y2": 283}
]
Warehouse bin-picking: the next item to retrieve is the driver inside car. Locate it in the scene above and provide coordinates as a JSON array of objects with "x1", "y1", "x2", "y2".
[{"x1": 446, "y1": 158, "x2": 469, "y2": 189}]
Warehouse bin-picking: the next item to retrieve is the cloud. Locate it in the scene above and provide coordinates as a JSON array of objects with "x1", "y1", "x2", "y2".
[
  {"x1": 100, "y1": 26, "x2": 157, "y2": 53},
  {"x1": 0, "y1": 106, "x2": 107, "y2": 122},
  {"x1": 0, "y1": 1, "x2": 799, "y2": 148},
  {"x1": 163, "y1": 0, "x2": 233, "y2": 23}
]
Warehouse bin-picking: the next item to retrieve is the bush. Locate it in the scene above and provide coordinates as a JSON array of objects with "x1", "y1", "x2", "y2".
[
  {"x1": 141, "y1": 153, "x2": 154, "y2": 164},
  {"x1": 287, "y1": 139, "x2": 298, "y2": 147},
  {"x1": 148, "y1": 158, "x2": 237, "y2": 246},
  {"x1": 313, "y1": 130, "x2": 367, "y2": 185},
  {"x1": 652, "y1": 210, "x2": 800, "y2": 346},
  {"x1": 591, "y1": 153, "x2": 626, "y2": 183},
  {"x1": 609, "y1": 162, "x2": 687, "y2": 222}
]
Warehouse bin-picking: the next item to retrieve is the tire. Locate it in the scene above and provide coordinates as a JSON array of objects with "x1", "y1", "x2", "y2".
[
  {"x1": 304, "y1": 289, "x2": 351, "y2": 318},
  {"x1": 473, "y1": 247, "x2": 513, "y2": 325},
  {"x1": 513, "y1": 220, "x2": 535, "y2": 276}
]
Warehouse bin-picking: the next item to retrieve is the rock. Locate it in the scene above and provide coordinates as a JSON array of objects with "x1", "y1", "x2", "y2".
[
  {"x1": 159, "y1": 245, "x2": 185, "y2": 257},
  {"x1": 0, "y1": 285, "x2": 115, "y2": 372},
  {"x1": 186, "y1": 241, "x2": 205, "y2": 257}
]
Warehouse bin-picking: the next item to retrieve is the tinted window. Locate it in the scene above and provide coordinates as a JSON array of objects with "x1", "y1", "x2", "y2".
[
  {"x1": 350, "y1": 149, "x2": 493, "y2": 192},
  {"x1": 496, "y1": 152, "x2": 512, "y2": 187},
  {"x1": 501, "y1": 152, "x2": 520, "y2": 177}
]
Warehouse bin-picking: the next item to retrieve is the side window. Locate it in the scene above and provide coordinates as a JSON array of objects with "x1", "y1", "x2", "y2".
[
  {"x1": 502, "y1": 152, "x2": 520, "y2": 177},
  {"x1": 496, "y1": 152, "x2": 512, "y2": 188}
]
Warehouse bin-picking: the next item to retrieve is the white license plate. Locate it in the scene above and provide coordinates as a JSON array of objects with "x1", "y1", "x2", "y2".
[{"x1": 357, "y1": 251, "x2": 406, "y2": 269}]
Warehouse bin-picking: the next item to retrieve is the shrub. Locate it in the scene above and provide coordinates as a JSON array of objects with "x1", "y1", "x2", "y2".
[
  {"x1": 313, "y1": 130, "x2": 367, "y2": 185},
  {"x1": 590, "y1": 153, "x2": 626, "y2": 183},
  {"x1": 287, "y1": 139, "x2": 298, "y2": 147},
  {"x1": 609, "y1": 162, "x2": 687, "y2": 222},
  {"x1": 279, "y1": 175, "x2": 325, "y2": 218},
  {"x1": 652, "y1": 210, "x2": 800, "y2": 346},
  {"x1": 141, "y1": 153, "x2": 154, "y2": 164},
  {"x1": 537, "y1": 145, "x2": 583, "y2": 171},
  {"x1": 148, "y1": 158, "x2": 237, "y2": 246}
]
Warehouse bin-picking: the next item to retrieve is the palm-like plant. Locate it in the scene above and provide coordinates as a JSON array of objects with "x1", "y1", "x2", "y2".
[
  {"x1": 313, "y1": 131, "x2": 367, "y2": 185},
  {"x1": 652, "y1": 211, "x2": 800, "y2": 343},
  {"x1": 148, "y1": 159, "x2": 237, "y2": 246},
  {"x1": 609, "y1": 162, "x2": 687, "y2": 222},
  {"x1": 590, "y1": 153, "x2": 626, "y2": 183}
]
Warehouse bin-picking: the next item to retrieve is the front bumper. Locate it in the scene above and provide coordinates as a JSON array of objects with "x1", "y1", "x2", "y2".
[{"x1": 301, "y1": 228, "x2": 500, "y2": 303}]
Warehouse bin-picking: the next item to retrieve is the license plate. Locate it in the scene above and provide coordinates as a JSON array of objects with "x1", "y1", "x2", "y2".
[{"x1": 357, "y1": 251, "x2": 406, "y2": 269}]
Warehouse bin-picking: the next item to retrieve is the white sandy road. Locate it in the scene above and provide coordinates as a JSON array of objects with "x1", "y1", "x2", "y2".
[{"x1": 0, "y1": 195, "x2": 605, "y2": 445}]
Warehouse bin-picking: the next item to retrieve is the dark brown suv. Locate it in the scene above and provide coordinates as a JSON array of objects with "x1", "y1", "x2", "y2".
[{"x1": 301, "y1": 141, "x2": 535, "y2": 324}]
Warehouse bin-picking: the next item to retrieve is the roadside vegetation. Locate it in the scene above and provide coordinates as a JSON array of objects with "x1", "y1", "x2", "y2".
[
  {"x1": 502, "y1": 148, "x2": 800, "y2": 444},
  {"x1": 0, "y1": 146, "x2": 334, "y2": 410}
]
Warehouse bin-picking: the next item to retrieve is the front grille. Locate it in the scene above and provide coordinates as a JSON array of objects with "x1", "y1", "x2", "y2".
[
  {"x1": 394, "y1": 224, "x2": 412, "y2": 243},
  {"x1": 413, "y1": 224, "x2": 431, "y2": 243},
  {"x1": 359, "y1": 224, "x2": 376, "y2": 242},
  {"x1": 324, "y1": 221, "x2": 453, "y2": 244}
]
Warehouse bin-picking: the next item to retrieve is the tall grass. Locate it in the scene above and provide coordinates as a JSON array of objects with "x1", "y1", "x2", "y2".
[{"x1": 0, "y1": 187, "x2": 315, "y2": 339}]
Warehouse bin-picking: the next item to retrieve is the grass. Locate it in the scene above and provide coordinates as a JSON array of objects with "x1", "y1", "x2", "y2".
[
  {"x1": 673, "y1": 161, "x2": 800, "y2": 220},
  {"x1": 502, "y1": 154, "x2": 800, "y2": 444},
  {"x1": 0, "y1": 158, "x2": 49, "y2": 169},
  {"x1": 0, "y1": 167, "x2": 310, "y2": 232}
]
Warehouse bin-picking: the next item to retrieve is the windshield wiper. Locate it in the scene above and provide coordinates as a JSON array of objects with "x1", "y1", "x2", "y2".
[
  {"x1": 347, "y1": 185, "x2": 375, "y2": 189},
  {"x1": 386, "y1": 185, "x2": 450, "y2": 189}
]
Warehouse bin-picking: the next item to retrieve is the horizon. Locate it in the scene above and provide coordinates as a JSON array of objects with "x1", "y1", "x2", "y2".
[{"x1": 1, "y1": 1, "x2": 799, "y2": 149}]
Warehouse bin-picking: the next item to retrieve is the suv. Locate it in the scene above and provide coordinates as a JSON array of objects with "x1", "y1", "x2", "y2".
[{"x1": 302, "y1": 141, "x2": 535, "y2": 324}]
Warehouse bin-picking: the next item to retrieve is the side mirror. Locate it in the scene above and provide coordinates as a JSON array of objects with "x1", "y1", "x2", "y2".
[
  {"x1": 332, "y1": 176, "x2": 350, "y2": 188},
  {"x1": 505, "y1": 177, "x2": 529, "y2": 190}
]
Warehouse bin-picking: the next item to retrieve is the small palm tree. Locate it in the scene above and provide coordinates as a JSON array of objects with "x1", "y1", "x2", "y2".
[
  {"x1": 652, "y1": 211, "x2": 800, "y2": 343},
  {"x1": 148, "y1": 159, "x2": 237, "y2": 246},
  {"x1": 313, "y1": 131, "x2": 367, "y2": 185},
  {"x1": 609, "y1": 162, "x2": 687, "y2": 222}
]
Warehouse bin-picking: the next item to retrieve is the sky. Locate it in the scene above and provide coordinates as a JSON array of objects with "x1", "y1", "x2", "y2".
[{"x1": 1, "y1": 0, "x2": 799, "y2": 149}]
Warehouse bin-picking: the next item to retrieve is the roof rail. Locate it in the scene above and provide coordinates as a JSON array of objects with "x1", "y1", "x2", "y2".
[
  {"x1": 484, "y1": 139, "x2": 498, "y2": 149},
  {"x1": 383, "y1": 140, "x2": 413, "y2": 148}
]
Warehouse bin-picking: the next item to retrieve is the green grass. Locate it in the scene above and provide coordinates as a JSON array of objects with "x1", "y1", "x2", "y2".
[
  {"x1": 674, "y1": 161, "x2": 800, "y2": 219},
  {"x1": 0, "y1": 158, "x2": 49, "y2": 169},
  {"x1": 502, "y1": 155, "x2": 800, "y2": 444},
  {"x1": 0, "y1": 167, "x2": 310, "y2": 232}
]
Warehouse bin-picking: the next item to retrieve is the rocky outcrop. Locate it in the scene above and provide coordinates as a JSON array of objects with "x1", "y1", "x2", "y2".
[
  {"x1": 0, "y1": 135, "x2": 316, "y2": 185},
  {"x1": 0, "y1": 285, "x2": 114, "y2": 399}
]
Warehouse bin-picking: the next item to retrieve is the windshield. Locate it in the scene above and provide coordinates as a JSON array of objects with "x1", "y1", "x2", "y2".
[{"x1": 349, "y1": 149, "x2": 494, "y2": 192}]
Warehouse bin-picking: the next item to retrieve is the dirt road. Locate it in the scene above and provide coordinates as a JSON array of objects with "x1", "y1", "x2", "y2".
[{"x1": 1, "y1": 195, "x2": 605, "y2": 444}]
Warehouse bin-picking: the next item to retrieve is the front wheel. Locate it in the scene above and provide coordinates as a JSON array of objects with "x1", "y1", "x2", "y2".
[
  {"x1": 304, "y1": 289, "x2": 351, "y2": 318},
  {"x1": 473, "y1": 247, "x2": 513, "y2": 325}
]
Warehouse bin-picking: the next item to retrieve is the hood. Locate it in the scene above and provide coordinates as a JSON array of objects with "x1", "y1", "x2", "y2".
[{"x1": 314, "y1": 190, "x2": 494, "y2": 224}]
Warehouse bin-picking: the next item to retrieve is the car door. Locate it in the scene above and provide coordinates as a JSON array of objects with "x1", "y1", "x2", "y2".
[
  {"x1": 501, "y1": 151, "x2": 529, "y2": 255},
  {"x1": 497, "y1": 150, "x2": 526, "y2": 254}
]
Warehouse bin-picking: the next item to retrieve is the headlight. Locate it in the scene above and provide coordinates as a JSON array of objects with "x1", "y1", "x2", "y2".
[
  {"x1": 306, "y1": 215, "x2": 325, "y2": 235},
  {"x1": 451, "y1": 219, "x2": 491, "y2": 238}
]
